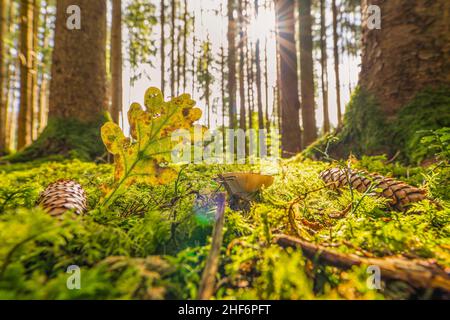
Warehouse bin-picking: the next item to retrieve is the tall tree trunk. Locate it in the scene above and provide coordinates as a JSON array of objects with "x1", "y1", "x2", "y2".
[
  {"x1": 160, "y1": 0, "x2": 166, "y2": 95},
  {"x1": 38, "y1": 6, "x2": 49, "y2": 134},
  {"x1": 227, "y1": 0, "x2": 237, "y2": 128},
  {"x1": 238, "y1": 0, "x2": 246, "y2": 130},
  {"x1": 360, "y1": 0, "x2": 450, "y2": 114},
  {"x1": 111, "y1": 0, "x2": 122, "y2": 124},
  {"x1": 325, "y1": 0, "x2": 450, "y2": 162},
  {"x1": 332, "y1": 0, "x2": 342, "y2": 127},
  {"x1": 275, "y1": 8, "x2": 281, "y2": 130},
  {"x1": 254, "y1": 0, "x2": 264, "y2": 130},
  {"x1": 6, "y1": 3, "x2": 17, "y2": 150},
  {"x1": 191, "y1": 16, "x2": 195, "y2": 97},
  {"x1": 170, "y1": 0, "x2": 176, "y2": 97},
  {"x1": 30, "y1": 0, "x2": 39, "y2": 141},
  {"x1": 49, "y1": 0, "x2": 106, "y2": 121},
  {"x1": 5, "y1": 0, "x2": 110, "y2": 160},
  {"x1": 0, "y1": 0, "x2": 7, "y2": 153},
  {"x1": 246, "y1": 39, "x2": 254, "y2": 129},
  {"x1": 275, "y1": 0, "x2": 302, "y2": 157},
  {"x1": 264, "y1": 38, "x2": 270, "y2": 130},
  {"x1": 17, "y1": 0, "x2": 34, "y2": 149},
  {"x1": 299, "y1": 0, "x2": 317, "y2": 147},
  {"x1": 176, "y1": 24, "x2": 181, "y2": 94},
  {"x1": 182, "y1": 0, "x2": 188, "y2": 92},
  {"x1": 320, "y1": 0, "x2": 330, "y2": 134},
  {"x1": 220, "y1": 45, "x2": 226, "y2": 130}
]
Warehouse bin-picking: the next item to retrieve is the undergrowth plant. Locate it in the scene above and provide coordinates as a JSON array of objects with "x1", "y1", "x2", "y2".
[{"x1": 99, "y1": 87, "x2": 202, "y2": 210}]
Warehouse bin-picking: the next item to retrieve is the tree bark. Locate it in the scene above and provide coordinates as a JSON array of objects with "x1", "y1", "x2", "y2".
[
  {"x1": 49, "y1": 0, "x2": 107, "y2": 122},
  {"x1": 110, "y1": 0, "x2": 122, "y2": 124},
  {"x1": 332, "y1": 0, "x2": 342, "y2": 127},
  {"x1": 160, "y1": 0, "x2": 165, "y2": 95},
  {"x1": 360, "y1": 0, "x2": 450, "y2": 115},
  {"x1": 254, "y1": 0, "x2": 264, "y2": 130},
  {"x1": 170, "y1": 0, "x2": 176, "y2": 97},
  {"x1": 17, "y1": 0, "x2": 34, "y2": 149},
  {"x1": 238, "y1": 0, "x2": 246, "y2": 130},
  {"x1": 0, "y1": 0, "x2": 7, "y2": 153},
  {"x1": 191, "y1": 16, "x2": 195, "y2": 97},
  {"x1": 220, "y1": 45, "x2": 226, "y2": 130},
  {"x1": 182, "y1": 0, "x2": 188, "y2": 92},
  {"x1": 227, "y1": 0, "x2": 237, "y2": 128},
  {"x1": 264, "y1": 38, "x2": 270, "y2": 130},
  {"x1": 299, "y1": 0, "x2": 317, "y2": 147},
  {"x1": 37, "y1": 6, "x2": 49, "y2": 134},
  {"x1": 275, "y1": 0, "x2": 302, "y2": 157},
  {"x1": 320, "y1": 0, "x2": 330, "y2": 134},
  {"x1": 30, "y1": 0, "x2": 40, "y2": 141}
]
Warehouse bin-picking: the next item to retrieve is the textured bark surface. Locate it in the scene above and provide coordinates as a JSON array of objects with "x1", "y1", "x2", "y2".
[
  {"x1": 227, "y1": 0, "x2": 237, "y2": 128},
  {"x1": 30, "y1": 0, "x2": 40, "y2": 141},
  {"x1": 299, "y1": 0, "x2": 317, "y2": 147},
  {"x1": 111, "y1": 0, "x2": 122, "y2": 124},
  {"x1": 255, "y1": 1, "x2": 264, "y2": 130},
  {"x1": 320, "y1": 0, "x2": 330, "y2": 134},
  {"x1": 49, "y1": 0, "x2": 107, "y2": 122},
  {"x1": 332, "y1": 0, "x2": 342, "y2": 126},
  {"x1": 18, "y1": 0, "x2": 34, "y2": 149},
  {"x1": 160, "y1": 0, "x2": 165, "y2": 95},
  {"x1": 238, "y1": 0, "x2": 246, "y2": 130},
  {"x1": 170, "y1": 0, "x2": 175, "y2": 97},
  {"x1": 360, "y1": 0, "x2": 450, "y2": 116},
  {"x1": 275, "y1": 0, "x2": 302, "y2": 157},
  {"x1": 0, "y1": 0, "x2": 7, "y2": 153}
]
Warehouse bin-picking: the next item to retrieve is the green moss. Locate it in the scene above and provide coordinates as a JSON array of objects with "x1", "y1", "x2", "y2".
[
  {"x1": 304, "y1": 86, "x2": 450, "y2": 164},
  {"x1": 0, "y1": 155, "x2": 449, "y2": 299},
  {"x1": 394, "y1": 87, "x2": 450, "y2": 164},
  {"x1": 3, "y1": 115, "x2": 108, "y2": 163}
]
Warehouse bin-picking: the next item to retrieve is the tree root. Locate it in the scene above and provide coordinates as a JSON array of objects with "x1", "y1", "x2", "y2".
[{"x1": 273, "y1": 234, "x2": 450, "y2": 292}]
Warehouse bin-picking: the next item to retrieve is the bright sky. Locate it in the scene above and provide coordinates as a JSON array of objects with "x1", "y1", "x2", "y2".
[{"x1": 121, "y1": 0, "x2": 360, "y2": 133}]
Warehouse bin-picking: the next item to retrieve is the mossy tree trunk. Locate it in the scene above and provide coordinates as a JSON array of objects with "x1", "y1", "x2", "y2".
[
  {"x1": 360, "y1": 0, "x2": 450, "y2": 115},
  {"x1": 314, "y1": 0, "x2": 450, "y2": 163},
  {"x1": 275, "y1": 0, "x2": 302, "y2": 157},
  {"x1": 8, "y1": 0, "x2": 107, "y2": 162}
]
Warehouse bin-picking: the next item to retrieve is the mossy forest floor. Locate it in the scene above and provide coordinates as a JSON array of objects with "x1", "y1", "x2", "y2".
[{"x1": 0, "y1": 154, "x2": 449, "y2": 300}]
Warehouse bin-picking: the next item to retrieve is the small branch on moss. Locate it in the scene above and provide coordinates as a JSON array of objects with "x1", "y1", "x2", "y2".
[
  {"x1": 197, "y1": 193, "x2": 227, "y2": 300},
  {"x1": 273, "y1": 234, "x2": 450, "y2": 292}
]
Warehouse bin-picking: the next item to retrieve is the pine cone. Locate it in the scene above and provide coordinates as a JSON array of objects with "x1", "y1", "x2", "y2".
[
  {"x1": 37, "y1": 180, "x2": 87, "y2": 217},
  {"x1": 319, "y1": 168, "x2": 427, "y2": 210}
]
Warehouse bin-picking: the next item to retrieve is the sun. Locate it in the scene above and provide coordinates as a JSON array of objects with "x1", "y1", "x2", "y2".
[{"x1": 247, "y1": 6, "x2": 276, "y2": 42}]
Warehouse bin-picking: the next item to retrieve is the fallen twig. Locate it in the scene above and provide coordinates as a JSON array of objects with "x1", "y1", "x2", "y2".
[
  {"x1": 197, "y1": 193, "x2": 227, "y2": 300},
  {"x1": 273, "y1": 234, "x2": 450, "y2": 292}
]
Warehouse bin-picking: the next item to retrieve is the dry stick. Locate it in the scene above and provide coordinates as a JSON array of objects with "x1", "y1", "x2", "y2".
[
  {"x1": 273, "y1": 234, "x2": 450, "y2": 292},
  {"x1": 198, "y1": 193, "x2": 227, "y2": 300}
]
